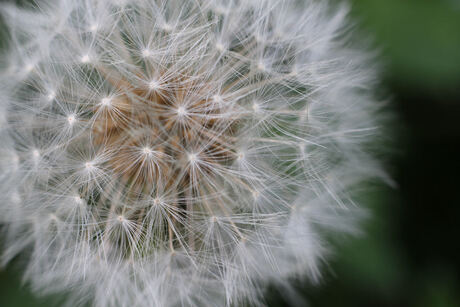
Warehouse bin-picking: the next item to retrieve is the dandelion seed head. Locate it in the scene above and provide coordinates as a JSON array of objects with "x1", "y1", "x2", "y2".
[{"x1": 0, "y1": 0, "x2": 388, "y2": 306}]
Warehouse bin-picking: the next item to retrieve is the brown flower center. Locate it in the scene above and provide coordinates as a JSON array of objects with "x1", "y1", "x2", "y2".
[{"x1": 92, "y1": 71, "x2": 237, "y2": 196}]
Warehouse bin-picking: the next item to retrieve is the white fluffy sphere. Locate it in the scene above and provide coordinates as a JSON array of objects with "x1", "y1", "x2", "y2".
[{"x1": 0, "y1": 0, "x2": 385, "y2": 306}]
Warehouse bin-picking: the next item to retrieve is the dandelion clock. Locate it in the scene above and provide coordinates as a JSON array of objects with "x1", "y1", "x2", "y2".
[{"x1": 0, "y1": 0, "x2": 387, "y2": 306}]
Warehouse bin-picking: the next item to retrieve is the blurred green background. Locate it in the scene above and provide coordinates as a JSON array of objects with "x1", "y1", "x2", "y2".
[{"x1": 1, "y1": 0, "x2": 460, "y2": 306}]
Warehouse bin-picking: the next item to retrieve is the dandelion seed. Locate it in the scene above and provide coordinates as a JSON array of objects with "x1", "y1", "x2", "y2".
[
  {"x1": 24, "y1": 63, "x2": 34, "y2": 73},
  {"x1": 252, "y1": 101, "x2": 260, "y2": 112},
  {"x1": 213, "y1": 6, "x2": 227, "y2": 15},
  {"x1": 274, "y1": 29, "x2": 285, "y2": 38},
  {"x1": 176, "y1": 106, "x2": 187, "y2": 117},
  {"x1": 32, "y1": 149, "x2": 40, "y2": 159},
  {"x1": 142, "y1": 147, "x2": 152, "y2": 155},
  {"x1": 89, "y1": 23, "x2": 99, "y2": 33},
  {"x1": 46, "y1": 91, "x2": 56, "y2": 101},
  {"x1": 298, "y1": 144, "x2": 306, "y2": 157},
  {"x1": 162, "y1": 23, "x2": 172, "y2": 32},
  {"x1": 80, "y1": 54, "x2": 90, "y2": 63},
  {"x1": 148, "y1": 79, "x2": 159, "y2": 90},
  {"x1": 257, "y1": 61, "x2": 266, "y2": 71},
  {"x1": 212, "y1": 94, "x2": 223, "y2": 104},
  {"x1": 85, "y1": 161, "x2": 94, "y2": 170},
  {"x1": 11, "y1": 192, "x2": 21, "y2": 205},
  {"x1": 11, "y1": 154, "x2": 19, "y2": 168},
  {"x1": 215, "y1": 42, "x2": 225, "y2": 52},
  {"x1": 67, "y1": 115, "x2": 76, "y2": 125},
  {"x1": 74, "y1": 196, "x2": 84, "y2": 204},
  {"x1": 188, "y1": 152, "x2": 197, "y2": 164},
  {"x1": 100, "y1": 97, "x2": 112, "y2": 107},
  {"x1": 141, "y1": 49, "x2": 151, "y2": 58}
]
